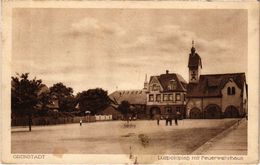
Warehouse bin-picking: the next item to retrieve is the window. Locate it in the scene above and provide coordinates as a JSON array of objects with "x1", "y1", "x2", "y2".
[
  {"x1": 184, "y1": 94, "x2": 186, "y2": 101},
  {"x1": 228, "y1": 87, "x2": 236, "y2": 95},
  {"x1": 176, "y1": 93, "x2": 181, "y2": 101},
  {"x1": 232, "y1": 87, "x2": 236, "y2": 95},
  {"x1": 168, "y1": 94, "x2": 173, "y2": 101},
  {"x1": 227, "y1": 87, "x2": 231, "y2": 95},
  {"x1": 156, "y1": 94, "x2": 161, "y2": 102},
  {"x1": 191, "y1": 70, "x2": 196, "y2": 80},
  {"x1": 168, "y1": 80, "x2": 177, "y2": 90},
  {"x1": 163, "y1": 94, "x2": 168, "y2": 101},
  {"x1": 176, "y1": 107, "x2": 181, "y2": 112},
  {"x1": 149, "y1": 94, "x2": 154, "y2": 102},
  {"x1": 152, "y1": 84, "x2": 159, "y2": 91}
]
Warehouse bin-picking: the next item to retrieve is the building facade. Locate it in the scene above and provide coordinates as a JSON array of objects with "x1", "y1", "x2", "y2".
[
  {"x1": 186, "y1": 42, "x2": 248, "y2": 119},
  {"x1": 145, "y1": 70, "x2": 187, "y2": 119}
]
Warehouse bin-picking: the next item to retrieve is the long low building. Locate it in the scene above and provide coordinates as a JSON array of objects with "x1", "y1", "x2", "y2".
[{"x1": 109, "y1": 89, "x2": 147, "y2": 119}]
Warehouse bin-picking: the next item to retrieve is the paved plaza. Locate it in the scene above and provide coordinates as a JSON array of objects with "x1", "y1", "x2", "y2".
[
  {"x1": 193, "y1": 119, "x2": 247, "y2": 155},
  {"x1": 11, "y1": 119, "x2": 246, "y2": 155}
]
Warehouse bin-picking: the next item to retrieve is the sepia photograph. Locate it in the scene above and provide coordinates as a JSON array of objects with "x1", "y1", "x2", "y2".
[{"x1": 1, "y1": 1, "x2": 259, "y2": 164}]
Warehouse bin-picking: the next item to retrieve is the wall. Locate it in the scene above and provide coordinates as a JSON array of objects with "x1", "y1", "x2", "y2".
[
  {"x1": 202, "y1": 97, "x2": 222, "y2": 110},
  {"x1": 186, "y1": 98, "x2": 202, "y2": 118},
  {"x1": 189, "y1": 68, "x2": 200, "y2": 83},
  {"x1": 221, "y1": 79, "x2": 242, "y2": 114},
  {"x1": 186, "y1": 97, "x2": 222, "y2": 118}
]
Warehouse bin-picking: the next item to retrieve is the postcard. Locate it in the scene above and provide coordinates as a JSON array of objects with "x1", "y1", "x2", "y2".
[{"x1": 1, "y1": 1, "x2": 259, "y2": 164}]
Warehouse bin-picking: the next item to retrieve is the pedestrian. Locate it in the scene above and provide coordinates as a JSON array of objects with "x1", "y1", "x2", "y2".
[
  {"x1": 165, "y1": 115, "x2": 169, "y2": 126},
  {"x1": 80, "y1": 119, "x2": 82, "y2": 126},
  {"x1": 175, "y1": 116, "x2": 178, "y2": 126},
  {"x1": 167, "y1": 115, "x2": 172, "y2": 126},
  {"x1": 156, "y1": 114, "x2": 160, "y2": 126}
]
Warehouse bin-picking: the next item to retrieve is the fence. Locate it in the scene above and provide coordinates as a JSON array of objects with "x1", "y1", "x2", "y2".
[
  {"x1": 95, "y1": 115, "x2": 112, "y2": 121},
  {"x1": 11, "y1": 116, "x2": 96, "y2": 126}
]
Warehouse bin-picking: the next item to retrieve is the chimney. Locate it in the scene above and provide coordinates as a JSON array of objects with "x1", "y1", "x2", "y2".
[{"x1": 166, "y1": 70, "x2": 169, "y2": 74}]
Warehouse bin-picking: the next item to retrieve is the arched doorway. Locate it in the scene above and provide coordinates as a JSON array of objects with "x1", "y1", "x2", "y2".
[
  {"x1": 150, "y1": 107, "x2": 161, "y2": 119},
  {"x1": 189, "y1": 107, "x2": 202, "y2": 119},
  {"x1": 224, "y1": 106, "x2": 239, "y2": 118},
  {"x1": 204, "y1": 104, "x2": 222, "y2": 119}
]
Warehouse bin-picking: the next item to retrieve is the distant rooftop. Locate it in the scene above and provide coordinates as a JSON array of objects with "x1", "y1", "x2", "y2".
[{"x1": 109, "y1": 89, "x2": 146, "y2": 105}]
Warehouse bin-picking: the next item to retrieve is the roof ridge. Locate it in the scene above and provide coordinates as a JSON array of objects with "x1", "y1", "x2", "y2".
[{"x1": 201, "y1": 72, "x2": 245, "y2": 76}]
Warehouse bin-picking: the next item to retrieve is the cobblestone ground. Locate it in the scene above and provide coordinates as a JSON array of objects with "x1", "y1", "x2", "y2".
[{"x1": 11, "y1": 119, "x2": 242, "y2": 154}]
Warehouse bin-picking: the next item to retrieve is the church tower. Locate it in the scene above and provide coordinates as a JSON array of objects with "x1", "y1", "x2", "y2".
[{"x1": 188, "y1": 40, "x2": 202, "y2": 83}]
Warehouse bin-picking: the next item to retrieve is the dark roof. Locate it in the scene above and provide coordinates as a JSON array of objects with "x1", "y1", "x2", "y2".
[
  {"x1": 109, "y1": 90, "x2": 146, "y2": 105},
  {"x1": 150, "y1": 73, "x2": 187, "y2": 92},
  {"x1": 188, "y1": 53, "x2": 202, "y2": 69},
  {"x1": 98, "y1": 105, "x2": 122, "y2": 115},
  {"x1": 187, "y1": 73, "x2": 246, "y2": 98}
]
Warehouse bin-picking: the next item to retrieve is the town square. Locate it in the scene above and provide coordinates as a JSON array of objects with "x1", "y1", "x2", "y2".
[
  {"x1": 12, "y1": 119, "x2": 246, "y2": 155},
  {"x1": 9, "y1": 7, "x2": 250, "y2": 161}
]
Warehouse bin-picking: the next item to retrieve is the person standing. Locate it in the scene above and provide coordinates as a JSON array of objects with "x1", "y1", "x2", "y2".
[
  {"x1": 80, "y1": 119, "x2": 82, "y2": 126},
  {"x1": 156, "y1": 114, "x2": 160, "y2": 126},
  {"x1": 169, "y1": 115, "x2": 173, "y2": 126},
  {"x1": 174, "y1": 115, "x2": 178, "y2": 126},
  {"x1": 165, "y1": 115, "x2": 169, "y2": 126}
]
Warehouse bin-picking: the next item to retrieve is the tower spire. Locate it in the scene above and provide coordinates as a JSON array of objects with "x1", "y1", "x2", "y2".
[
  {"x1": 144, "y1": 74, "x2": 148, "y2": 90},
  {"x1": 191, "y1": 40, "x2": 196, "y2": 54}
]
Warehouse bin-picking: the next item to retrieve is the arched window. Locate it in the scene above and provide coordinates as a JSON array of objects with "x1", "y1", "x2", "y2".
[
  {"x1": 227, "y1": 87, "x2": 231, "y2": 95},
  {"x1": 232, "y1": 87, "x2": 236, "y2": 95}
]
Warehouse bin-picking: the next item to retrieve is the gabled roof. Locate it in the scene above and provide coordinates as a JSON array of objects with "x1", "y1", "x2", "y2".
[
  {"x1": 149, "y1": 73, "x2": 187, "y2": 92},
  {"x1": 187, "y1": 73, "x2": 246, "y2": 98},
  {"x1": 109, "y1": 90, "x2": 146, "y2": 105}
]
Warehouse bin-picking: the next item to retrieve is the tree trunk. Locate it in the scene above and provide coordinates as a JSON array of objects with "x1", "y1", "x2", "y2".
[{"x1": 28, "y1": 113, "x2": 32, "y2": 132}]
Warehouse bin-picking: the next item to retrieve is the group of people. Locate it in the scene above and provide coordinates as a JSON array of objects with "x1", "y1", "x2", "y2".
[{"x1": 155, "y1": 114, "x2": 179, "y2": 126}]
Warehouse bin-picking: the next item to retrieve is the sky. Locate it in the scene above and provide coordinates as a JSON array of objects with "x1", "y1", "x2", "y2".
[{"x1": 12, "y1": 8, "x2": 247, "y2": 94}]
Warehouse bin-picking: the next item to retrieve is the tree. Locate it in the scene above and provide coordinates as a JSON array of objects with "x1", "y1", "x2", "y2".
[
  {"x1": 49, "y1": 83, "x2": 76, "y2": 112},
  {"x1": 77, "y1": 88, "x2": 111, "y2": 115},
  {"x1": 11, "y1": 73, "x2": 43, "y2": 131},
  {"x1": 118, "y1": 100, "x2": 130, "y2": 120},
  {"x1": 37, "y1": 91, "x2": 52, "y2": 116}
]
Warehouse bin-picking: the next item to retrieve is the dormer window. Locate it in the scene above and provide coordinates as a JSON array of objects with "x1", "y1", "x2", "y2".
[{"x1": 168, "y1": 80, "x2": 177, "y2": 90}]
